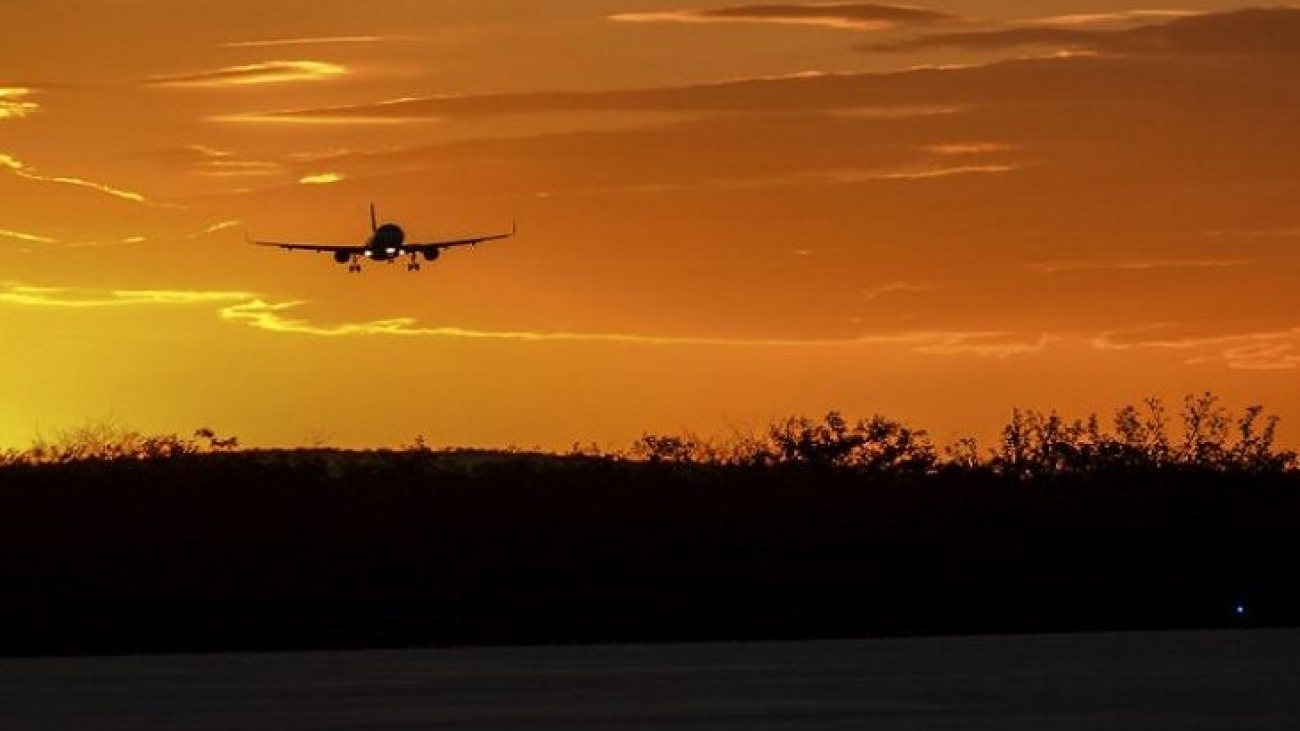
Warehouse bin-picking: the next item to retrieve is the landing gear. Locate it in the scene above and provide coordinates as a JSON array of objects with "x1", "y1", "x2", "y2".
[
  {"x1": 336, "y1": 251, "x2": 364, "y2": 273},
  {"x1": 407, "y1": 253, "x2": 421, "y2": 272}
]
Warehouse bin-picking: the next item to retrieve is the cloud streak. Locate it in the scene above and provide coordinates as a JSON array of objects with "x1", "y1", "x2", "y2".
[
  {"x1": 0, "y1": 282, "x2": 1044, "y2": 357},
  {"x1": 220, "y1": 35, "x2": 415, "y2": 48},
  {"x1": 0, "y1": 87, "x2": 38, "y2": 120},
  {"x1": 194, "y1": 160, "x2": 283, "y2": 177},
  {"x1": 210, "y1": 66, "x2": 986, "y2": 122},
  {"x1": 1021, "y1": 10, "x2": 1203, "y2": 29},
  {"x1": 218, "y1": 299, "x2": 1047, "y2": 356},
  {"x1": 0, "y1": 283, "x2": 255, "y2": 308},
  {"x1": 12, "y1": 285, "x2": 1289, "y2": 368},
  {"x1": 0, "y1": 152, "x2": 147, "y2": 203},
  {"x1": 1092, "y1": 324, "x2": 1300, "y2": 370},
  {"x1": 218, "y1": 15, "x2": 1251, "y2": 126},
  {"x1": 1031, "y1": 258, "x2": 1249, "y2": 274},
  {"x1": 867, "y1": 8, "x2": 1300, "y2": 55},
  {"x1": 298, "y1": 172, "x2": 345, "y2": 185},
  {"x1": 612, "y1": 3, "x2": 955, "y2": 31},
  {"x1": 861, "y1": 280, "x2": 945, "y2": 301},
  {"x1": 0, "y1": 228, "x2": 58, "y2": 244},
  {"x1": 145, "y1": 60, "x2": 346, "y2": 88}
]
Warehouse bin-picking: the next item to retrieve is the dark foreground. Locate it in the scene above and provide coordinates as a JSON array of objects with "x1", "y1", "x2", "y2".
[
  {"x1": 2, "y1": 450, "x2": 1299, "y2": 654},
  {"x1": 3, "y1": 630, "x2": 1299, "y2": 730}
]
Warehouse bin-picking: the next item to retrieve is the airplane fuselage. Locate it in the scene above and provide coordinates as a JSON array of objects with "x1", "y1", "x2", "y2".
[{"x1": 365, "y1": 223, "x2": 406, "y2": 261}]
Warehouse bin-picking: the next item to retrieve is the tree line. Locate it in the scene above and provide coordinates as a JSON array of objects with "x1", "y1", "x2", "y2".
[
  {"x1": 4, "y1": 392, "x2": 1296, "y2": 477},
  {"x1": 634, "y1": 392, "x2": 1296, "y2": 476}
]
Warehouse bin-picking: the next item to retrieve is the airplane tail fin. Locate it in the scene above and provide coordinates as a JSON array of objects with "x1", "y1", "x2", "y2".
[{"x1": 369, "y1": 203, "x2": 377, "y2": 232}]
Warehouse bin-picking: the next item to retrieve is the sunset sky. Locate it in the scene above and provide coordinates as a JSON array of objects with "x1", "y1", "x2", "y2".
[{"x1": 3, "y1": 1, "x2": 1298, "y2": 451}]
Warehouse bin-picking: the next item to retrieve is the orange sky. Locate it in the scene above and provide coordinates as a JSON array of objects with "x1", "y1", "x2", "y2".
[{"x1": 3, "y1": 2, "x2": 1298, "y2": 451}]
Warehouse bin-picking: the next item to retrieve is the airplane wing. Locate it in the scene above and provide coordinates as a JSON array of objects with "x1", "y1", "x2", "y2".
[
  {"x1": 405, "y1": 222, "x2": 516, "y2": 254},
  {"x1": 246, "y1": 235, "x2": 364, "y2": 254}
]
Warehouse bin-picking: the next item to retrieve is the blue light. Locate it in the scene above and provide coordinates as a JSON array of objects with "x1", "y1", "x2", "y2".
[{"x1": 1234, "y1": 603, "x2": 1247, "y2": 616}]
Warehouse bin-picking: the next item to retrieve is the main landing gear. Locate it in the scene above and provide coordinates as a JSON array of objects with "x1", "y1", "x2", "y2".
[{"x1": 407, "y1": 253, "x2": 422, "y2": 272}]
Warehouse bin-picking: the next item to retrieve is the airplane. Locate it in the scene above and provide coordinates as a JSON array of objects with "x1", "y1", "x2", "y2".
[{"x1": 249, "y1": 203, "x2": 515, "y2": 272}]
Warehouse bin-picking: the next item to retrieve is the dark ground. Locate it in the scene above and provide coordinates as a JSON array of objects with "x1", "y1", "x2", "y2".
[
  {"x1": 1, "y1": 450, "x2": 1297, "y2": 655},
  {"x1": 3, "y1": 630, "x2": 1299, "y2": 730}
]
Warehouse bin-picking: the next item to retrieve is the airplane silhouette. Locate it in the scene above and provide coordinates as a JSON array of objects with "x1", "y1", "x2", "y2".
[{"x1": 249, "y1": 204, "x2": 515, "y2": 272}]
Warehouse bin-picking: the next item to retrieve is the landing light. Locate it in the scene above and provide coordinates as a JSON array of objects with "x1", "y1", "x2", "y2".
[{"x1": 386, "y1": 247, "x2": 397, "y2": 255}]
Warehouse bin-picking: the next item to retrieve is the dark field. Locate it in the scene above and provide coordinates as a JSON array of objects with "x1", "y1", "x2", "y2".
[
  {"x1": 1, "y1": 449, "x2": 1298, "y2": 655},
  {"x1": 3, "y1": 630, "x2": 1299, "y2": 730}
]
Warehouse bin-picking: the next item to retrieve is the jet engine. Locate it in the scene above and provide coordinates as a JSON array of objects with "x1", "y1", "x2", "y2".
[
  {"x1": 423, "y1": 249, "x2": 441, "y2": 262},
  {"x1": 333, "y1": 251, "x2": 351, "y2": 264}
]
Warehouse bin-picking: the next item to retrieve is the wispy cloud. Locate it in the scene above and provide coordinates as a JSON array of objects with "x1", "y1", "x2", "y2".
[
  {"x1": 551, "y1": 163, "x2": 1018, "y2": 198},
  {"x1": 0, "y1": 152, "x2": 147, "y2": 204},
  {"x1": 0, "y1": 87, "x2": 38, "y2": 121},
  {"x1": 728, "y1": 164, "x2": 1017, "y2": 189},
  {"x1": 871, "y1": 164, "x2": 1015, "y2": 181},
  {"x1": 1092, "y1": 324, "x2": 1300, "y2": 370},
  {"x1": 138, "y1": 144, "x2": 285, "y2": 178},
  {"x1": 219, "y1": 299, "x2": 1047, "y2": 357},
  {"x1": 1020, "y1": 10, "x2": 1203, "y2": 28},
  {"x1": 173, "y1": 220, "x2": 245, "y2": 243},
  {"x1": 915, "y1": 332, "x2": 1054, "y2": 357},
  {"x1": 1201, "y1": 227, "x2": 1300, "y2": 239},
  {"x1": 923, "y1": 142, "x2": 1014, "y2": 155},
  {"x1": 199, "y1": 220, "x2": 242, "y2": 235},
  {"x1": 145, "y1": 60, "x2": 346, "y2": 88},
  {"x1": 0, "y1": 283, "x2": 254, "y2": 308},
  {"x1": 220, "y1": 35, "x2": 416, "y2": 48},
  {"x1": 1031, "y1": 258, "x2": 1248, "y2": 274},
  {"x1": 299, "y1": 172, "x2": 346, "y2": 185},
  {"x1": 868, "y1": 8, "x2": 1300, "y2": 54},
  {"x1": 196, "y1": 160, "x2": 284, "y2": 177},
  {"x1": 0, "y1": 281, "x2": 1045, "y2": 358},
  {"x1": 205, "y1": 52, "x2": 1099, "y2": 125},
  {"x1": 0, "y1": 228, "x2": 58, "y2": 244},
  {"x1": 861, "y1": 280, "x2": 945, "y2": 300},
  {"x1": 210, "y1": 108, "x2": 430, "y2": 125},
  {"x1": 612, "y1": 3, "x2": 956, "y2": 31}
]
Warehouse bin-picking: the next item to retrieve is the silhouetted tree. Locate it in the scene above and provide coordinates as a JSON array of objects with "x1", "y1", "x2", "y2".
[
  {"x1": 632, "y1": 432, "x2": 720, "y2": 465},
  {"x1": 943, "y1": 436, "x2": 983, "y2": 471},
  {"x1": 1105, "y1": 397, "x2": 1173, "y2": 469},
  {"x1": 993, "y1": 408, "x2": 1093, "y2": 477},
  {"x1": 1230, "y1": 405, "x2": 1292, "y2": 472},
  {"x1": 762, "y1": 412, "x2": 935, "y2": 473},
  {"x1": 1180, "y1": 391, "x2": 1232, "y2": 467},
  {"x1": 19, "y1": 420, "x2": 239, "y2": 463},
  {"x1": 850, "y1": 415, "x2": 937, "y2": 474},
  {"x1": 767, "y1": 412, "x2": 861, "y2": 467},
  {"x1": 195, "y1": 427, "x2": 239, "y2": 452},
  {"x1": 991, "y1": 394, "x2": 1295, "y2": 477}
]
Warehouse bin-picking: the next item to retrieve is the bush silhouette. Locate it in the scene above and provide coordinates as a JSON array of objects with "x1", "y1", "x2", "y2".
[
  {"x1": 7, "y1": 394, "x2": 1294, "y2": 475},
  {"x1": 988, "y1": 394, "x2": 1295, "y2": 477}
]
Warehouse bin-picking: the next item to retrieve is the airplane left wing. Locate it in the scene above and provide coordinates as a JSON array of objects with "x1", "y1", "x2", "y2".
[{"x1": 246, "y1": 235, "x2": 363, "y2": 254}]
